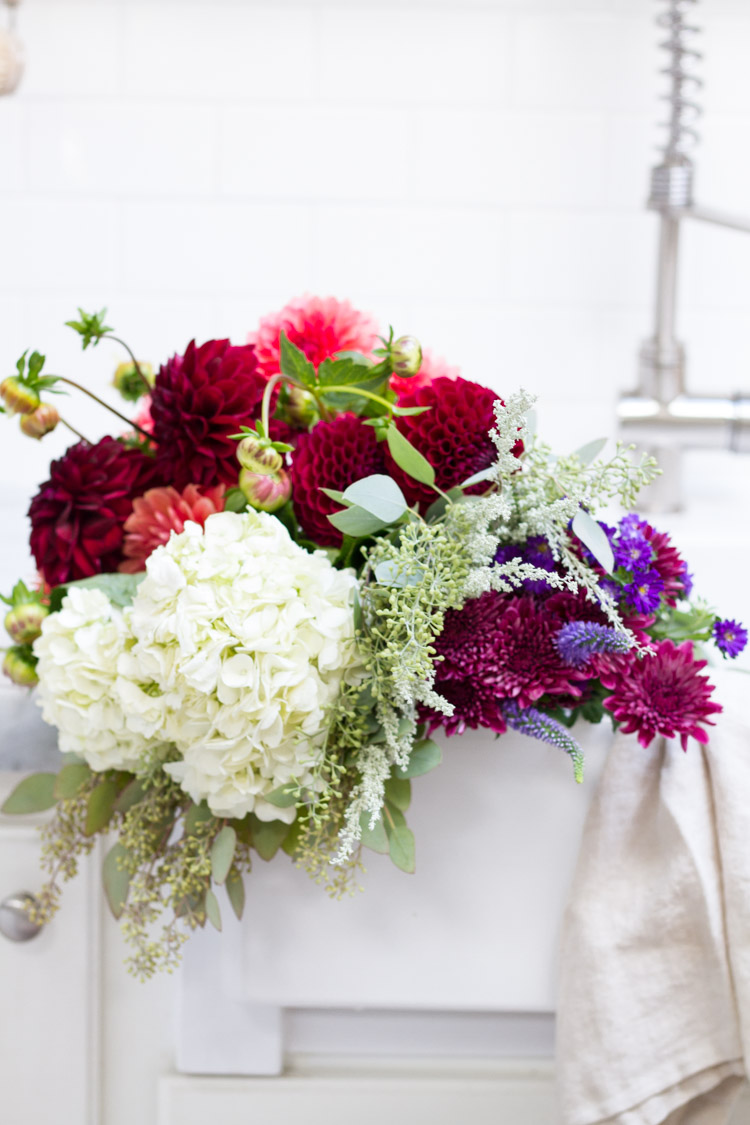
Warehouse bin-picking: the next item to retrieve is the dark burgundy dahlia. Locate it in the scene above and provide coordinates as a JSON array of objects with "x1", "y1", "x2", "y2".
[
  {"x1": 290, "y1": 413, "x2": 385, "y2": 547},
  {"x1": 29, "y1": 437, "x2": 161, "y2": 586},
  {"x1": 150, "y1": 339, "x2": 270, "y2": 490},
  {"x1": 385, "y1": 376, "x2": 520, "y2": 509}
]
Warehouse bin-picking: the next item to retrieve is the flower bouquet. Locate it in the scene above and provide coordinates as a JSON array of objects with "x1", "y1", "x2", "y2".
[{"x1": 1, "y1": 296, "x2": 745, "y2": 978}]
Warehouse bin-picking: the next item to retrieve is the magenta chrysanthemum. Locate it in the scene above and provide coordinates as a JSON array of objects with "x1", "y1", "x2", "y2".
[
  {"x1": 422, "y1": 678, "x2": 507, "y2": 738},
  {"x1": 249, "y1": 295, "x2": 380, "y2": 381},
  {"x1": 290, "y1": 413, "x2": 385, "y2": 547},
  {"x1": 600, "y1": 638, "x2": 722, "y2": 750},
  {"x1": 150, "y1": 339, "x2": 268, "y2": 490}
]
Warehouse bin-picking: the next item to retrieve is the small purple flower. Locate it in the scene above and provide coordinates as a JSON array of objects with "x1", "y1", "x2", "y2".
[
  {"x1": 625, "y1": 569, "x2": 664, "y2": 614},
  {"x1": 502, "y1": 700, "x2": 584, "y2": 782},
  {"x1": 680, "y1": 563, "x2": 694, "y2": 599},
  {"x1": 495, "y1": 543, "x2": 523, "y2": 565},
  {"x1": 525, "y1": 535, "x2": 555, "y2": 569},
  {"x1": 713, "y1": 619, "x2": 748, "y2": 659},
  {"x1": 614, "y1": 534, "x2": 653, "y2": 573},
  {"x1": 555, "y1": 621, "x2": 633, "y2": 668},
  {"x1": 619, "y1": 512, "x2": 648, "y2": 536}
]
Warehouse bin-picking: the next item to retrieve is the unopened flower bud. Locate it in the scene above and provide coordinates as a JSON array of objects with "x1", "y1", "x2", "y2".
[
  {"x1": 283, "y1": 385, "x2": 318, "y2": 429},
  {"x1": 113, "y1": 361, "x2": 155, "y2": 403},
  {"x1": 390, "y1": 335, "x2": 422, "y2": 378},
  {"x1": 238, "y1": 467, "x2": 291, "y2": 513},
  {"x1": 236, "y1": 436, "x2": 283, "y2": 474},
  {"x1": 0, "y1": 377, "x2": 40, "y2": 415},
  {"x1": 19, "y1": 403, "x2": 60, "y2": 439},
  {"x1": 3, "y1": 647, "x2": 38, "y2": 687},
  {"x1": 5, "y1": 603, "x2": 48, "y2": 645}
]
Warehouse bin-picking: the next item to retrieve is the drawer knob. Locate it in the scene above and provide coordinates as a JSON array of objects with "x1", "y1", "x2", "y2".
[{"x1": 0, "y1": 892, "x2": 43, "y2": 942}]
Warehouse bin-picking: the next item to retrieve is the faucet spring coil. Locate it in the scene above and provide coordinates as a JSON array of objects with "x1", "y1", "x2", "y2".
[{"x1": 656, "y1": 0, "x2": 703, "y2": 163}]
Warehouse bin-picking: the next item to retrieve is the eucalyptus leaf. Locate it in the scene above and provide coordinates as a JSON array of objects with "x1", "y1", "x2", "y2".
[
  {"x1": 424, "y1": 487, "x2": 463, "y2": 524},
  {"x1": 184, "y1": 801, "x2": 215, "y2": 835},
  {"x1": 385, "y1": 813, "x2": 416, "y2": 874},
  {"x1": 113, "y1": 777, "x2": 147, "y2": 814},
  {"x1": 210, "y1": 825, "x2": 237, "y2": 886},
  {"x1": 395, "y1": 738, "x2": 442, "y2": 779},
  {"x1": 84, "y1": 779, "x2": 119, "y2": 836},
  {"x1": 205, "y1": 888, "x2": 222, "y2": 932},
  {"x1": 342, "y1": 475, "x2": 407, "y2": 524},
  {"x1": 1, "y1": 772, "x2": 57, "y2": 815},
  {"x1": 250, "y1": 816, "x2": 291, "y2": 862},
  {"x1": 319, "y1": 487, "x2": 349, "y2": 505},
  {"x1": 353, "y1": 585, "x2": 363, "y2": 632},
  {"x1": 64, "y1": 572, "x2": 145, "y2": 609},
  {"x1": 53, "y1": 762, "x2": 92, "y2": 800},
  {"x1": 374, "y1": 561, "x2": 424, "y2": 587},
  {"x1": 226, "y1": 866, "x2": 246, "y2": 921},
  {"x1": 574, "y1": 437, "x2": 607, "y2": 465},
  {"x1": 328, "y1": 505, "x2": 388, "y2": 538},
  {"x1": 279, "y1": 331, "x2": 316, "y2": 388},
  {"x1": 384, "y1": 776, "x2": 411, "y2": 812},
  {"x1": 102, "y1": 842, "x2": 131, "y2": 919},
  {"x1": 459, "y1": 465, "x2": 497, "y2": 490},
  {"x1": 264, "y1": 783, "x2": 299, "y2": 809},
  {"x1": 524, "y1": 409, "x2": 538, "y2": 443},
  {"x1": 571, "y1": 508, "x2": 615, "y2": 574},
  {"x1": 359, "y1": 811, "x2": 389, "y2": 854},
  {"x1": 385, "y1": 425, "x2": 435, "y2": 487}
]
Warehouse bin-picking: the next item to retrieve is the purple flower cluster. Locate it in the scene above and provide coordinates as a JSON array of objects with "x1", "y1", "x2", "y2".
[
  {"x1": 554, "y1": 621, "x2": 633, "y2": 668},
  {"x1": 495, "y1": 535, "x2": 557, "y2": 594},
  {"x1": 502, "y1": 700, "x2": 584, "y2": 782}
]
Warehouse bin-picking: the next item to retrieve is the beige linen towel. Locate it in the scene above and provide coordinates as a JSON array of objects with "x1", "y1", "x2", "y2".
[{"x1": 557, "y1": 665, "x2": 750, "y2": 1125}]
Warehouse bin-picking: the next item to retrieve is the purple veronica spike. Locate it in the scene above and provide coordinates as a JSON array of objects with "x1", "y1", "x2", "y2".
[
  {"x1": 555, "y1": 621, "x2": 633, "y2": 668},
  {"x1": 625, "y1": 569, "x2": 664, "y2": 614},
  {"x1": 502, "y1": 700, "x2": 584, "y2": 783},
  {"x1": 713, "y1": 619, "x2": 748, "y2": 659}
]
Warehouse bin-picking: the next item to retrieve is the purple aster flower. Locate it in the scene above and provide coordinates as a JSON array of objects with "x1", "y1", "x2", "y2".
[
  {"x1": 619, "y1": 512, "x2": 648, "y2": 536},
  {"x1": 598, "y1": 577, "x2": 624, "y2": 604},
  {"x1": 494, "y1": 543, "x2": 523, "y2": 565},
  {"x1": 524, "y1": 535, "x2": 555, "y2": 569},
  {"x1": 625, "y1": 569, "x2": 664, "y2": 614},
  {"x1": 614, "y1": 534, "x2": 653, "y2": 573},
  {"x1": 502, "y1": 700, "x2": 584, "y2": 782},
  {"x1": 555, "y1": 621, "x2": 633, "y2": 668},
  {"x1": 680, "y1": 563, "x2": 694, "y2": 599},
  {"x1": 713, "y1": 619, "x2": 748, "y2": 659}
]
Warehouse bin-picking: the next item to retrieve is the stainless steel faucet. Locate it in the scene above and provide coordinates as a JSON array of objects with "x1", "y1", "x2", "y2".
[{"x1": 618, "y1": 0, "x2": 750, "y2": 511}]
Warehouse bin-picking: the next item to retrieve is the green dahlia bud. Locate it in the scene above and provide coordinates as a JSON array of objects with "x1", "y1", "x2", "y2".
[
  {"x1": 390, "y1": 335, "x2": 422, "y2": 378},
  {"x1": 5, "y1": 603, "x2": 48, "y2": 645},
  {"x1": 238, "y1": 467, "x2": 291, "y2": 514},
  {"x1": 0, "y1": 377, "x2": 40, "y2": 415},
  {"x1": 283, "y1": 385, "x2": 318, "y2": 429},
  {"x1": 19, "y1": 403, "x2": 59, "y2": 439},
  {"x1": 236, "y1": 435, "x2": 283, "y2": 474},
  {"x1": 112, "y1": 361, "x2": 155, "y2": 403},
  {"x1": 3, "y1": 647, "x2": 39, "y2": 687}
]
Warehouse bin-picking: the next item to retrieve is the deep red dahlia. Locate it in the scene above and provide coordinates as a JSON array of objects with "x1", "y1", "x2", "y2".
[
  {"x1": 290, "y1": 414, "x2": 385, "y2": 547},
  {"x1": 384, "y1": 376, "x2": 519, "y2": 508},
  {"x1": 28, "y1": 438, "x2": 161, "y2": 586},
  {"x1": 150, "y1": 339, "x2": 269, "y2": 490},
  {"x1": 600, "y1": 638, "x2": 722, "y2": 750},
  {"x1": 421, "y1": 678, "x2": 507, "y2": 738},
  {"x1": 249, "y1": 296, "x2": 380, "y2": 381}
]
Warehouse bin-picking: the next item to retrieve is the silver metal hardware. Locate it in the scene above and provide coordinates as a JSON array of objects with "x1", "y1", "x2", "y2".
[
  {"x1": 618, "y1": 0, "x2": 750, "y2": 510},
  {"x1": 0, "y1": 891, "x2": 43, "y2": 942}
]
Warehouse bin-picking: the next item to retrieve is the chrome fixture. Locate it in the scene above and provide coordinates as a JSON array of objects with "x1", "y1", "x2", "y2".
[
  {"x1": 0, "y1": 891, "x2": 42, "y2": 942},
  {"x1": 618, "y1": 0, "x2": 750, "y2": 511},
  {"x1": 0, "y1": 0, "x2": 23, "y2": 96}
]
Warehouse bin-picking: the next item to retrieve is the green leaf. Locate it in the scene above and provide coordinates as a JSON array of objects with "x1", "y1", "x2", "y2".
[
  {"x1": 424, "y1": 487, "x2": 463, "y2": 524},
  {"x1": 264, "y1": 783, "x2": 299, "y2": 809},
  {"x1": 341, "y1": 474, "x2": 407, "y2": 525},
  {"x1": 53, "y1": 762, "x2": 92, "y2": 800},
  {"x1": 374, "y1": 560, "x2": 425, "y2": 587},
  {"x1": 1, "y1": 772, "x2": 57, "y2": 815},
  {"x1": 64, "y1": 572, "x2": 145, "y2": 608},
  {"x1": 571, "y1": 509, "x2": 614, "y2": 574},
  {"x1": 102, "y1": 842, "x2": 131, "y2": 919},
  {"x1": 391, "y1": 404, "x2": 431, "y2": 417},
  {"x1": 205, "y1": 888, "x2": 222, "y2": 932},
  {"x1": 113, "y1": 777, "x2": 147, "y2": 814},
  {"x1": 385, "y1": 424, "x2": 435, "y2": 487},
  {"x1": 279, "y1": 331, "x2": 316, "y2": 388},
  {"x1": 84, "y1": 779, "x2": 119, "y2": 836},
  {"x1": 327, "y1": 505, "x2": 388, "y2": 538},
  {"x1": 395, "y1": 738, "x2": 442, "y2": 778},
  {"x1": 319, "y1": 487, "x2": 349, "y2": 505},
  {"x1": 184, "y1": 801, "x2": 215, "y2": 835},
  {"x1": 383, "y1": 804, "x2": 415, "y2": 874},
  {"x1": 27, "y1": 351, "x2": 45, "y2": 381},
  {"x1": 210, "y1": 825, "x2": 236, "y2": 886},
  {"x1": 225, "y1": 866, "x2": 246, "y2": 921},
  {"x1": 459, "y1": 466, "x2": 496, "y2": 490},
  {"x1": 280, "y1": 815, "x2": 305, "y2": 857},
  {"x1": 574, "y1": 437, "x2": 607, "y2": 465},
  {"x1": 318, "y1": 357, "x2": 374, "y2": 388},
  {"x1": 384, "y1": 776, "x2": 411, "y2": 812},
  {"x1": 250, "y1": 816, "x2": 292, "y2": 861},
  {"x1": 359, "y1": 810, "x2": 388, "y2": 854},
  {"x1": 224, "y1": 487, "x2": 248, "y2": 513}
]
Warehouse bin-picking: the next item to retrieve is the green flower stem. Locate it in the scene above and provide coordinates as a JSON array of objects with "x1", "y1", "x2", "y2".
[
  {"x1": 107, "y1": 335, "x2": 152, "y2": 394},
  {"x1": 59, "y1": 416, "x2": 91, "y2": 444},
  {"x1": 320, "y1": 385, "x2": 394, "y2": 414},
  {"x1": 261, "y1": 373, "x2": 285, "y2": 437},
  {"x1": 51, "y1": 376, "x2": 155, "y2": 442}
]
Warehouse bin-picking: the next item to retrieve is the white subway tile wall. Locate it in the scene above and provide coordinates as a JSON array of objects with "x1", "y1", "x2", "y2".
[{"x1": 1, "y1": 0, "x2": 750, "y2": 557}]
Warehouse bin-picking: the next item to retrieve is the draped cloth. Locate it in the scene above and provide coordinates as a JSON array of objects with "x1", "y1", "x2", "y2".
[{"x1": 557, "y1": 666, "x2": 750, "y2": 1124}]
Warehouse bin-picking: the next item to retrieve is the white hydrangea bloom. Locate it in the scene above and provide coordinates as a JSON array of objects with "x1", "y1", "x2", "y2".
[
  {"x1": 130, "y1": 511, "x2": 358, "y2": 822},
  {"x1": 33, "y1": 586, "x2": 166, "y2": 771}
]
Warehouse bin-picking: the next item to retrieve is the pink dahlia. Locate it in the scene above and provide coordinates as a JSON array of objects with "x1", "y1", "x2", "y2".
[
  {"x1": 150, "y1": 339, "x2": 269, "y2": 490},
  {"x1": 249, "y1": 296, "x2": 380, "y2": 381},
  {"x1": 119, "y1": 484, "x2": 226, "y2": 573},
  {"x1": 290, "y1": 413, "x2": 385, "y2": 547},
  {"x1": 390, "y1": 349, "x2": 461, "y2": 397},
  {"x1": 29, "y1": 438, "x2": 162, "y2": 587},
  {"x1": 384, "y1": 376, "x2": 519, "y2": 509},
  {"x1": 600, "y1": 638, "x2": 722, "y2": 750}
]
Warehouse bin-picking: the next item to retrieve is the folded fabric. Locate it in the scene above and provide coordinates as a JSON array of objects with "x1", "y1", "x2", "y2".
[{"x1": 556, "y1": 665, "x2": 750, "y2": 1125}]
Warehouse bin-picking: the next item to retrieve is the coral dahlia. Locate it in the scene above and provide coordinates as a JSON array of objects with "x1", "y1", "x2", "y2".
[
  {"x1": 249, "y1": 295, "x2": 380, "y2": 381},
  {"x1": 150, "y1": 339, "x2": 269, "y2": 490},
  {"x1": 600, "y1": 638, "x2": 722, "y2": 750},
  {"x1": 29, "y1": 438, "x2": 161, "y2": 587},
  {"x1": 119, "y1": 484, "x2": 226, "y2": 573},
  {"x1": 290, "y1": 413, "x2": 385, "y2": 547}
]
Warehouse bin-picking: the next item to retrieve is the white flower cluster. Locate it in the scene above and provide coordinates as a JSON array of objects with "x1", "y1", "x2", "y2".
[
  {"x1": 129, "y1": 511, "x2": 358, "y2": 822},
  {"x1": 33, "y1": 587, "x2": 166, "y2": 771}
]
